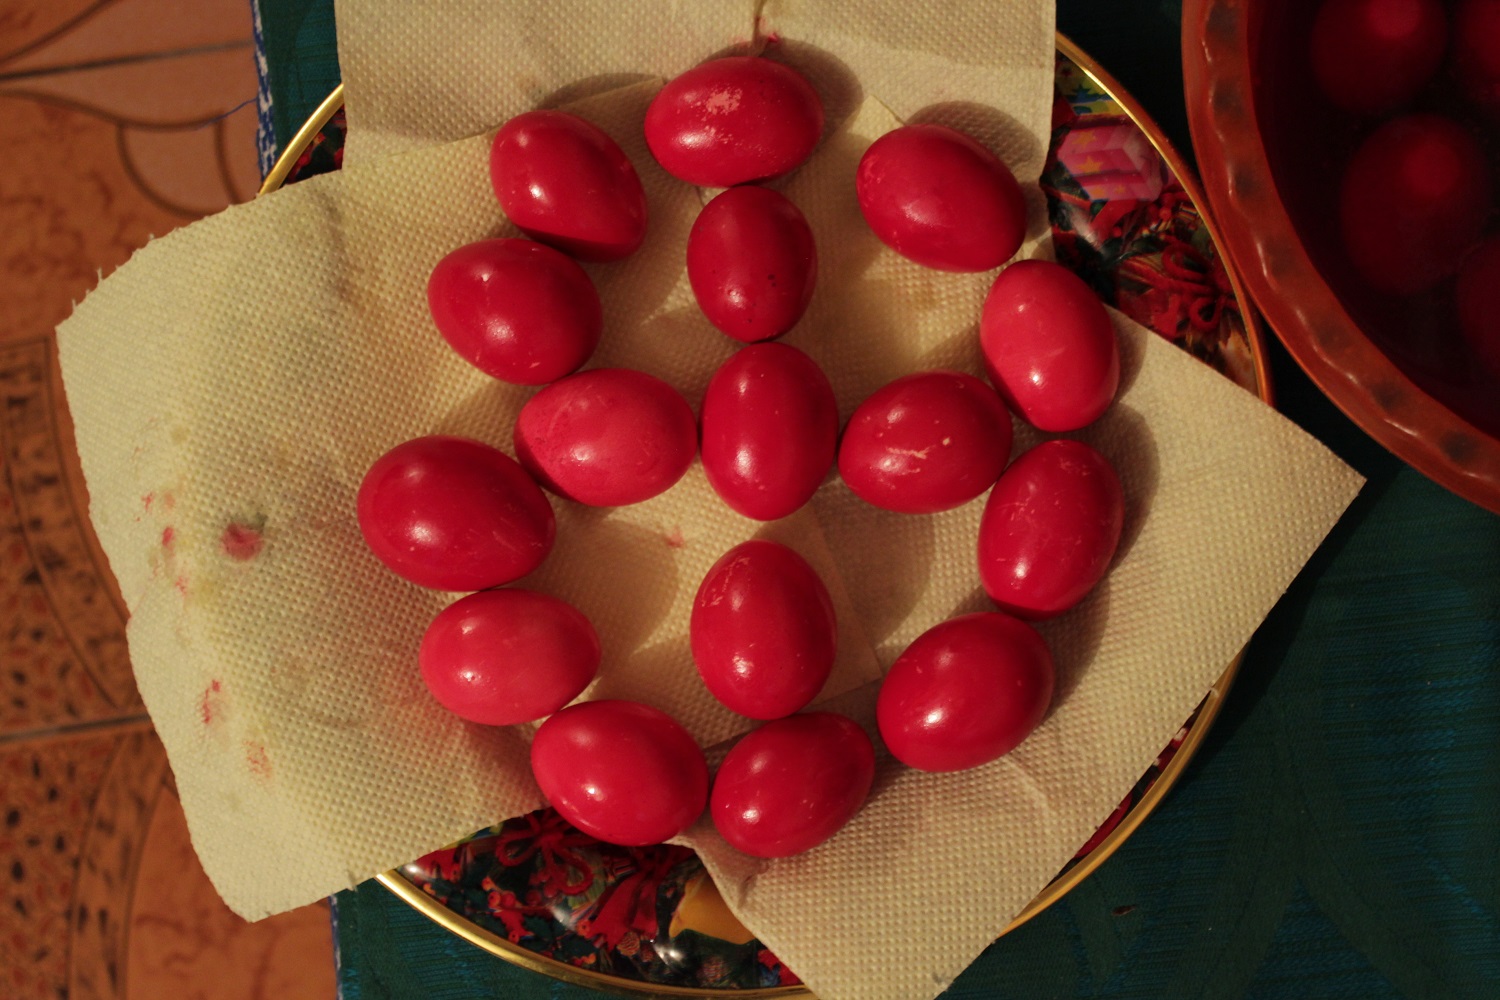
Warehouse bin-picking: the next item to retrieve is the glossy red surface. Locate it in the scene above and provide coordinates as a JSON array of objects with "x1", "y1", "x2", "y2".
[
  {"x1": 530, "y1": 700, "x2": 709, "y2": 846},
  {"x1": 1337, "y1": 114, "x2": 1488, "y2": 295},
  {"x1": 854, "y1": 123, "x2": 1026, "y2": 272},
  {"x1": 876, "y1": 612, "x2": 1055, "y2": 773},
  {"x1": 644, "y1": 56, "x2": 823, "y2": 186},
  {"x1": 489, "y1": 110, "x2": 647, "y2": 262},
  {"x1": 356, "y1": 436, "x2": 555, "y2": 591},
  {"x1": 980, "y1": 259, "x2": 1119, "y2": 433},
  {"x1": 419, "y1": 589, "x2": 600, "y2": 725},
  {"x1": 710, "y1": 712, "x2": 875, "y2": 858},
  {"x1": 978, "y1": 439, "x2": 1124, "y2": 621},
  {"x1": 687, "y1": 186, "x2": 817, "y2": 343},
  {"x1": 690, "y1": 540, "x2": 836, "y2": 720},
  {"x1": 837, "y1": 370, "x2": 1013, "y2": 514},
  {"x1": 699, "y1": 343, "x2": 838, "y2": 521},
  {"x1": 427, "y1": 238, "x2": 601, "y2": 385},
  {"x1": 1309, "y1": 0, "x2": 1447, "y2": 114},
  {"x1": 514, "y1": 368, "x2": 697, "y2": 506}
]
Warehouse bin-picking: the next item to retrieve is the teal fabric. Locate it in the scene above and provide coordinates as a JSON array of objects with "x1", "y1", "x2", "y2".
[
  {"x1": 261, "y1": 2, "x2": 1500, "y2": 995},
  {"x1": 256, "y1": 0, "x2": 339, "y2": 159}
]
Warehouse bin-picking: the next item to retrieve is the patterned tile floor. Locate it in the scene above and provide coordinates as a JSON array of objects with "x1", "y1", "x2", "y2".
[{"x1": 0, "y1": 2, "x2": 336, "y2": 997}]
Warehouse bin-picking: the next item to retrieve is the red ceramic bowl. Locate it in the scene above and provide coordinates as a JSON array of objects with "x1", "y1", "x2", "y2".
[{"x1": 1184, "y1": 0, "x2": 1500, "y2": 514}]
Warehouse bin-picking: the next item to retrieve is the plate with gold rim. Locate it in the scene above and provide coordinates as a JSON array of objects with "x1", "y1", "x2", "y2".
[{"x1": 262, "y1": 34, "x2": 1268, "y2": 997}]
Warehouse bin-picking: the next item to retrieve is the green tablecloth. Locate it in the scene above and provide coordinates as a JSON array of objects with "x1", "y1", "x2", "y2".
[{"x1": 257, "y1": 2, "x2": 1500, "y2": 996}]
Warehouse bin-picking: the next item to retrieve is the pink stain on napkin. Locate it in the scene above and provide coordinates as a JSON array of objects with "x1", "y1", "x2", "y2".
[
  {"x1": 221, "y1": 523, "x2": 264, "y2": 561},
  {"x1": 201, "y1": 679, "x2": 223, "y2": 726}
]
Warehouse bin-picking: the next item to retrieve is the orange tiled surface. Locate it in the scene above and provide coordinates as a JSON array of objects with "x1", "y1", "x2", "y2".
[{"x1": 0, "y1": 2, "x2": 335, "y2": 998}]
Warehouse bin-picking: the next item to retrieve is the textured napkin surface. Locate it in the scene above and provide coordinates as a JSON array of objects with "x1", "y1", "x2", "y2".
[
  {"x1": 333, "y1": 0, "x2": 1056, "y2": 171},
  {"x1": 55, "y1": 3, "x2": 1366, "y2": 999}
]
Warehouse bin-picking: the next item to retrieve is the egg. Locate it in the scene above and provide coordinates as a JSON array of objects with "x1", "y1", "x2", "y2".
[
  {"x1": 687, "y1": 186, "x2": 818, "y2": 343},
  {"x1": 876, "y1": 612, "x2": 1054, "y2": 772},
  {"x1": 1309, "y1": 0, "x2": 1447, "y2": 115},
  {"x1": 690, "y1": 540, "x2": 837, "y2": 719},
  {"x1": 645, "y1": 56, "x2": 824, "y2": 186},
  {"x1": 427, "y1": 238, "x2": 601, "y2": 385},
  {"x1": 419, "y1": 589, "x2": 599, "y2": 726},
  {"x1": 837, "y1": 371, "x2": 1013, "y2": 514},
  {"x1": 489, "y1": 110, "x2": 647, "y2": 262},
  {"x1": 711, "y1": 712, "x2": 875, "y2": 858},
  {"x1": 980, "y1": 259, "x2": 1119, "y2": 432},
  {"x1": 700, "y1": 343, "x2": 838, "y2": 521},
  {"x1": 530, "y1": 700, "x2": 708, "y2": 846},
  {"x1": 1338, "y1": 114, "x2": 1490, "y2": 296},
  {"x1": 356, "y1": 436, "x2": 555, "y2": 591},
  {"x1": 978, "y1": 439, "x2": 1124, "y2": 620},
  {"x1": 514, "y1": 368, "x2": 697, "y2": 506},
  {"x1": 855, "y1": 123, "x2": 1027, "y2": 272}
]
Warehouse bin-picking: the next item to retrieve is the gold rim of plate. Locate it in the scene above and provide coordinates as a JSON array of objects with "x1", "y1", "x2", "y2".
[
  {"x1": 263, "y1": 33, "x2": 1265, "y2": 998},
  {"x1": 258, "y1": 83, "x2": 347, "y2": 196}
]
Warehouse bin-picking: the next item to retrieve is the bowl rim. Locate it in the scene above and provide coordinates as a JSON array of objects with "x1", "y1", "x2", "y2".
[{"x1": 1182, "y1": 0, "x2": 1500, "y2": 515}]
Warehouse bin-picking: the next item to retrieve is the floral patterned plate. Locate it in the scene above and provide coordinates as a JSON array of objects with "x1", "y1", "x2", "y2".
[{"x1": 264, "y1": 35, "x2": 1270, "y2": 998}]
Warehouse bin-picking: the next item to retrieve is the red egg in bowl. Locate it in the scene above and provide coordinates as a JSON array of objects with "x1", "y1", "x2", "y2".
[{"x1": 1184, "y1": 0, "x2": 1500, "y2": 514}]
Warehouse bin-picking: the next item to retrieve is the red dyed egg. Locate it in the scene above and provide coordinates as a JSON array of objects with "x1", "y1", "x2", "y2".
[
  {"x1": 357, "y1": 436, "x2": 554, "y2": 591},
  {"x1": 700, "y1": 343, "x2": 838, "y2": 521},
  {"x1": 531, "y1": 700, "x2": 708, "y2": 846},
  {"x1": 876, "y1": 612, "x2": 1054, "y2": 773},
  {"x1": 837, "y1": 371, "x2": 1013, "y2": 514},
  {"x1": 420, "y1": 589, "x2": 599, "y2": 726},
  {"x1": 427, "y1": 239, "x2": 601, "y2": 385},
  {"x1": 687, "y1": 186, "x2": 818, "y2": 343},
  {"x1": 514, "y1": 369, "x2": 697, "y2": 506},
  {"x1": 855, "y1": 124, "x2": 1027, "y2": 272},
  {"x1": 1310, "y1": 0, "x2": 1448, "y2": 115},
  {"x1": 645, "y1": 56, "x2": 824, "y2": 186},
  {"x1": 489, "y1": 110, "x2": 647, "y2": 262},
  {"x1": 1339, "y1": 114, "x2": 1490, "y2": 296},
  {"x1": 980, "y1": 259, "x2": 1119, "y2": 432},
  {"x1": 711, "y1": 712, "x2": 875, "y2": 858},
  {"x1": 1456, "y1": 236, "x2": 1500, "y2": 381},
  {"x1": 690, "y1": 540, "x2": 837, "y2": 720},
  {"x1": 1455, "y1": 0, "x2": 1500, "y2": 119},
  {"x1": 978, "y1": 439, "x2": 1124, "y2": 620}
]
